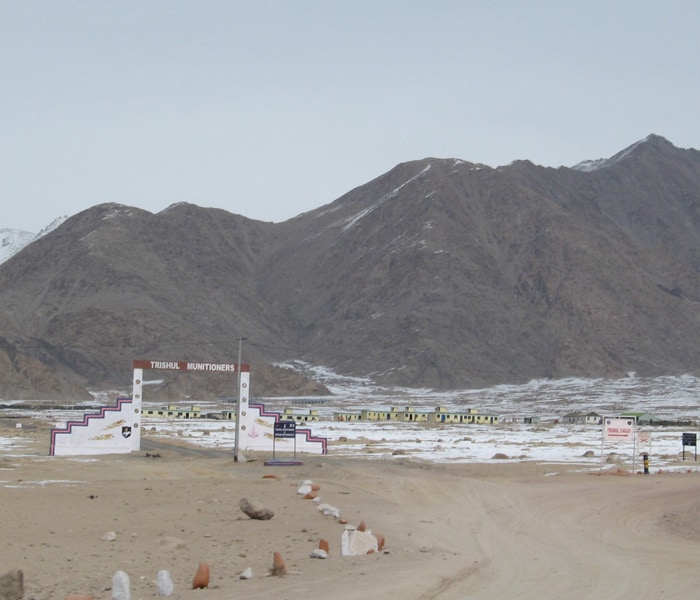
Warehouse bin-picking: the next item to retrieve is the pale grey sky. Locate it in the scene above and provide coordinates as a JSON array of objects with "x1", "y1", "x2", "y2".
[{"x1": 2, "y1": 1, "x2": 699, "y2": 232}]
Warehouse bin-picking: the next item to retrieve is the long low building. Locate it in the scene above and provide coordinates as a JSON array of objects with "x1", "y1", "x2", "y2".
[
  {"x1": 143, "y1": 404, "x2": 321, "y2": 422},
  {"x1": 143, "y1": 404, "x2": 203, "y2": 419},
  {"x1": 334, "y1": 406, "x2": 499, "y2": 425},
  {"x1": 280, "y1": 407, "x2": 320, "y2": 422}
]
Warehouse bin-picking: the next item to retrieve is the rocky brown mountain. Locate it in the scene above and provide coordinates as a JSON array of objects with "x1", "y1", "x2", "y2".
[{"x1": 2, "y1": 134, "x2": 700, "y2": 399}]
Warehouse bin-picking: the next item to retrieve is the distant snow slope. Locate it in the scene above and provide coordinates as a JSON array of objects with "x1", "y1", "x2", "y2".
[
  {"x1": 571, "y1": 134, "x2": 666, "y2": 172},
  {"x1": 0, "y1": 229, "x2": 34, "y2": 264},
  {"x1": 0, "y1": 215, "x2": 68, "y2": 265}
]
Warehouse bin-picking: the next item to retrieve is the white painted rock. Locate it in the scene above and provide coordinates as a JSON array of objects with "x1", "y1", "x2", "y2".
[
  {"x1": 112, "y1": 570, "x2": 130, "y2": 600},
  {"x1": 341, "y1": 527, "x2": 379, "y2": 556},
  {"x1": 156, "y1": 570, "x2": 174, "y2": 597},
  {"x1": 310, "y1": 549, "x2": 328, "y2": 559},
  {"x1": 239, "y1": 567, "x2": 253, "y2": 580},
  {"x1": 317, "y1": 503, "x2": 340, "y2": 518}
]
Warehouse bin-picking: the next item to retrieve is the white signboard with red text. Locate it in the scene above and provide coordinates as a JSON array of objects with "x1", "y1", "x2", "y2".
[
  {"x1": 603, "y1": 417, "x2": 636, "y2": 441},
  {"x1": 600, "y1": 416, "x2": 638, "y2": 472}
]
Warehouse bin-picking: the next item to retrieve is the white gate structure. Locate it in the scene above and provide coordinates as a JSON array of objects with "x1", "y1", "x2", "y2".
[
  {"x1": 49, "y1": 396, "x2": 139, "y2": 456},
  {"x1": 50, "y1": 359, "x2": 327, "y2": 457}
]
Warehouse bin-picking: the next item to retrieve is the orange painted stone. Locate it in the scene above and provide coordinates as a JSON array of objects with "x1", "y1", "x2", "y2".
[
  {"x1": 357, "y1": 520, "x2": 366, "y2": 532},
  {"x1": 338, "y1": 518, "x2": 348, "y2": 524},
  {"x1": 271, "y1": 551, "x2": 287, "y2": 576},
  {"x1": 192, "y1": 562, "x2": 210, "y2": 589},
  {"x1": 311, "y1": 483, "x2": 321, "y2": 491},
  {"x1": 374, "y1": 533, "x2": 385, "y2": 551},
  {"x1": 262, "y1": 474, "x2": 279, "y2": 479},
  {"x1": 319, "y1": 538, "x2": 330, "y2": 553},
  {"x1": 304, "y1": 491, "x2": 318, "y2": 500}
]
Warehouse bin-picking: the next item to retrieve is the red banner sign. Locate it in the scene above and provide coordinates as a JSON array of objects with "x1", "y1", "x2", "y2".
[{"x1": 133, "y1": 360, "x2": 250, "y2": 372}]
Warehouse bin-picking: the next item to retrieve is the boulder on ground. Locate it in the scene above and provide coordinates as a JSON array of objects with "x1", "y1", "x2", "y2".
[{"x1": 240, "y1": 497, "x2": 274, "y2": 520}]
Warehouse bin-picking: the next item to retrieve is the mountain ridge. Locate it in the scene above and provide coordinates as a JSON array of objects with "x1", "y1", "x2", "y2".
[{"x1": 2, "y1": 134, "x2": 700, "y2": 399}]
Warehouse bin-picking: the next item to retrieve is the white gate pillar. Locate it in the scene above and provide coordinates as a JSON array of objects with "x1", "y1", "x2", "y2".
[{"x1": 131, "y1": 367, "x2": 143, "y2": 451}]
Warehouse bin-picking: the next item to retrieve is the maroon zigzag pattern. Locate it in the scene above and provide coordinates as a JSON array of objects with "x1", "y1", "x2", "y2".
[
  {"x1": 49, "y1": 396, "x2": 133, "y2": 456},
  {"x1": 250, "y1": 402, "x2": 328, "y2": 454}
]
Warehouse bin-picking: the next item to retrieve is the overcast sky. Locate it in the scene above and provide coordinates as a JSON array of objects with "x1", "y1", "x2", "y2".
[{"x1": 2, "y1": 1, "x2": 699, "y2": 232}]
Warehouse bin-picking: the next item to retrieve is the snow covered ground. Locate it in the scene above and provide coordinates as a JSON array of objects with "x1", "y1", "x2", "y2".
[{"x1": 2, "y1": 372, "x2": 700, "y2": 471}]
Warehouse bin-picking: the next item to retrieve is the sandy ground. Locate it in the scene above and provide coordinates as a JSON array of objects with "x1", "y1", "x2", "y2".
[{"x1": 2, "y1": 419, "x2": 700, "y2": 600}]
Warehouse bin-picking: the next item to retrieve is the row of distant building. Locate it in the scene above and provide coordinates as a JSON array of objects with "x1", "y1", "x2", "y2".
[
  {"x1": 141, "y1": 404, "x2": 658, "y2": 426},
  {"x1": 142, "y1": 404, "x2": 500, "y2": 423}
]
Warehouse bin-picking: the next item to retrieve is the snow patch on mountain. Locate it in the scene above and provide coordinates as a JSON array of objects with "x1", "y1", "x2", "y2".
[
  {"x1": 0, "y1": 215, "x2": 68, "y2": 265},
  {"x1": 571, "y1": 157, "x2": 611, "y2": 172},
  {"x1": 0, "y1": 229, "x2": 35, "y2": 264},
  {"x1": 342, "y1": 164, "x2": 432, "y2": 232},
  {"x1": 571, "y1": 134, "x2": 667, "y2": 172}
]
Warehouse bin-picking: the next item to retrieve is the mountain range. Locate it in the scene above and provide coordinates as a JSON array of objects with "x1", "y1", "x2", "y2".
[{"x1": 2, "y1": 134, "x2": 700, "y2": 400}]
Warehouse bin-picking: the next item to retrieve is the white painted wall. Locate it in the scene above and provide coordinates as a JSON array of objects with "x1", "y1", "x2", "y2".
[
  {"x1": 50, "y1": 396, "x2": 141, "y2": 456},
  {"x1": 238, "y1": 371, "x2": 327, "y2": 455}
]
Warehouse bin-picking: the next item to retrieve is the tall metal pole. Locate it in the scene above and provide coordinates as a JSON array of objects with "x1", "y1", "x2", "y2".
[{"x1": 234, "y1": 337, "x2": 247, "y2": 462}]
